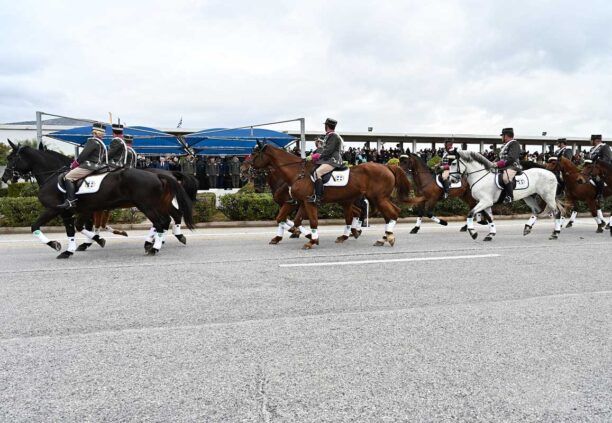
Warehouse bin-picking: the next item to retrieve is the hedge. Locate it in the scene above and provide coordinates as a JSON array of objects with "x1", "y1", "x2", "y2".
[
  {"x1": 0, "y1": 187, "x2": 7, "y2": 198},
  {"x1": 7, "y1": 182, "x2": 39, "y2": 197},
  {"x1": 193, "y1": 193, "x2": 216, "y2": 223},
  {"x1": 0, "y1": 197, "x2": 61, "y2": 227}
]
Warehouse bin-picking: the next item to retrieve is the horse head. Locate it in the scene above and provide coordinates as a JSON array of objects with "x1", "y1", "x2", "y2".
[{"x1": 2, "y1": 141, "x2": 31, "y2": 183}]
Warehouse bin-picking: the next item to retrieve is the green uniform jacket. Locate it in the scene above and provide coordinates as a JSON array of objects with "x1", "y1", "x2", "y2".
[
  {"x1": 317, "y1": 132, "x2": 344, "y2": 168},
  {"x1": 76, "y1": 137, "x2": 107, "y2": 170}
]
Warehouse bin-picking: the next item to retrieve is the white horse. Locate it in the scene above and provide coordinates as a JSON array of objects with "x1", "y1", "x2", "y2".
[{"x1": 450, "y1": 151, "x2": 565, "y2": 240}]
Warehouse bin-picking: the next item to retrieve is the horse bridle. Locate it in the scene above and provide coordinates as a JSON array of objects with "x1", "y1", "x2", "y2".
[
  {"x1": 5, "y1": 147, "x2": 67, "y2": 184},
  {"x1": 251, "y1": 146, "x2": 307, "y2": 182}
]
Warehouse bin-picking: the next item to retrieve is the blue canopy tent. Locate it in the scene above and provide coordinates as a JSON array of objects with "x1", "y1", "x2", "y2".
[
  {"x1": 47, "y1": 125, "x2": 186, "y2": 155},
  {"x1": 185, "y1": 128, "x2": 296, "y2": 156}
]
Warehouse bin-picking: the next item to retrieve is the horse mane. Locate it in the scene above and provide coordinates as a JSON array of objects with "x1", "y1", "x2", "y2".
[
  {"x1": 408, "y1": 152, "x2": 433, "y2": 174},
  {"x1": 40, "y1": 148, "x2": 72, "y2": 165},
  {"x1": 457, "y1": 151, "x2": 494, "y2": 169},
  {"x1": 521, "y1": 160, "x2": 546, "y2": 170}
]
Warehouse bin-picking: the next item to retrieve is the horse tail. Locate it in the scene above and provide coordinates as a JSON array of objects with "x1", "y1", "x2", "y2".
[
  {"x1": 171, "y1": 171, "x2": 199, "y2": 201},
  {"x1": 157, "y1": 174, "x2": 195, "y2": 230},
  {"x1": 387, "y1": 165, "x2": 412, "y2": 203}
]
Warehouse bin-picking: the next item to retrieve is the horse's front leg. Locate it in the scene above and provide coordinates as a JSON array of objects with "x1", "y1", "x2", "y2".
[
  {"x1": 466, "y1": 200, "x2": 491, "y2": 240},
  {"x1": 270, "y1": 202, "x2": 295, "y2": 245},
  {"x1": 31, "y1": 208, "x2": 62, "y2": 252},
  {"x1": 302, "y1": 202, "x2": 319, "y2": 249},
  {"x1": 57, "y1": 212, "x2": 77, "y2": 259},
  {"x1": 335, "y1": 203, "x2": 353, "y2": 243},
  {"x1": 483, "y1": 207, "x2": 496, "y2": 241}
]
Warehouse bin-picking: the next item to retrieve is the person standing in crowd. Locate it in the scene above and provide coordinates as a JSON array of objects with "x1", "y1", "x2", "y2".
[
  {"x1": 180, "y1": 154, "x2": 197, "y2": 177},
  {"x1": 195, "y1": 156, "x2": 208, "y2": 189},
  {"x1": 206, "y1": 157, "x2": 219, "y2": 189},
  {"x1": 228, "y1": 156, "x2": 241, "y2": 188},
  {"x1": 155, "y1": 156, "x2": 170, "y2": 170}
]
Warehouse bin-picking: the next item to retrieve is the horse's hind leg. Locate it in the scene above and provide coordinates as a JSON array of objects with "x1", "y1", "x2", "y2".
[
  {"x1": 57, "y1": 212, "x2": 77, "y2": 259},
  {"x1": 410, "y1": 207, "x2": 424, "y2": 234},
  {"x1": 78, "y1": 215, "x2": 105, "y2": 249},
  {"x1": 522, "y1": 196, "x2": 540, "y2": 236},
  {"x1": 170, "y1": 207, "x2": 186, "y2": 245},
  {"x1": 374, "y1": 198, "x2": 399, "y2": 247},
  {"x1": 483, "y1": 207, "x2": 496, "y2": 241},
  {"x1": 335, "y1": 203, "x2": 353, "y2": 244}
]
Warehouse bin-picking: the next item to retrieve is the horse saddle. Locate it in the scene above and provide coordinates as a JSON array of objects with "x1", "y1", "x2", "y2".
[
  {"x1": 495, "y1": 172, "x2": 529, "y2": 190},
  {"x1": 57, "y1": 172, "x2": 110, "y2": 195},
  {"x1": 435, "y1": 174, "x2": 462, "y2": 190},
  {"x1": 311, "y1": 166, "x2": 350, "y2": 187}
]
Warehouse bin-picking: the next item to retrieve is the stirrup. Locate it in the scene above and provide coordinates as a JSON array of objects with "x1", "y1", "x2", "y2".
[
  {"x1": 503, "y1": 196, "x2": 513, "y2": 204},
  {"x1": 307, "y1": 195, "x2": 317, "y2": 203},
  {"x1": 58, "y1": 199, "x2": 77, "y2": 209}
]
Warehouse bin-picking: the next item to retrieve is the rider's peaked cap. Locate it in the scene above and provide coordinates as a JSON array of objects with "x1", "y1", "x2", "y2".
[
  {"x1": 324, "y1": 118, "x2": 338, "y2": 127},
  {"x1": 92, "y1": 122, "x2": 106, "y2": 132},
  {"x1": 590, "y1": 134, "x2": 602, "y2": 141},
  {"x1": 556, "y1": 138, "x2": 567, "y2": 145},
  {"x1": 112, "y1": 123, "x2": 124, "y2": 133},
  {"x1": 124, "y1": 134, "x2": 134, "y2": 142},
  {"x1": 500, "y1": 127, "x2": 514, "y2": 137}
]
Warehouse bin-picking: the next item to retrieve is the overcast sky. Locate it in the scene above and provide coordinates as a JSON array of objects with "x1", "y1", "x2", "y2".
[{"x1": 1, "y1": 0, "x2": 611, "y2": 137}]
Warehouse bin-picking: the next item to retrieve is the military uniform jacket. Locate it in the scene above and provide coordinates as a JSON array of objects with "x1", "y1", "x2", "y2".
[
  {"x1": 206, "y1": 161, "x2": 220, "y2": 176},
  {"x1": 125, "y1": 146, "x2": 137, "y2": 168},
  {"x1": 499, "y1": 139, "x2": 521, "y2": 169},
  {"x1": 554, "y1": 146, "x2": 573, "y2": 160},
  {"x1": 317, "y1": 132, "x2": 344, "y2": 168},
  {"x1": 108, "y1": 137, "x2": 127, "y2": 166},
  {"x1": 589, "y1": 143, "x2": 612, "y2": 164},
  {"x1": 77, "y1": 137, "x2": 108, "y2": 170},
  {"x1": 228, "y1": 160, "x2": 241, "y2": 175},
  {"x1": 442, "y1": 148, "x2": 458, "y2": 166}
]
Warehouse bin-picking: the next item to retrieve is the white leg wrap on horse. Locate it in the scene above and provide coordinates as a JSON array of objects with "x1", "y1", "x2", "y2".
[
  {"x1": 153, "y1": 232, "x2": 163, "y2": 250},
  {"x1": 299, "y1": 225, "x2": 310, "y2": 235},
  {"x1": 476, "y1": 213, "x2": 482, "y2": 221},
  {"x1": 285, "y1": 219, "x2": 294, "y2": 228},
  {"x1": 569, "y1": 211, "x2": 578, "y2": 222},
  {"x1": 310, "y1": 228, "x2": 319, "y2": 240},
  {"x1": 527, "y1": 215, "x2": 537, "y2": 227},
  {"x1": 276, "y1": 223, "x2": 285, "y2": 237},
  {"x1": 386, "y1": 220, "x2": 396, "y2": 233},
  {"x1": 488, "y1": 222, "x2": 496, "y2": 234},
  {"x1": 467, "y1": 217, "x2": 474, "y2": 229},
  {"x1": 33, "y1": 230, "x2": 50, "y2": 244},
  {"x1": 94, "y1": 227, "x2": 100, "y2": 236},
  {"x1": 104, "y1": 225, "x2": 114, "y2": 233},
  {"x1": 81, "y1": 229, "x2": 95, "y2": 240},
  {"x1": 431, "y1": 216, "x2": 441, "y2": 224},
  {"x1": 282, "y1": 222, "x2": 292, "y2": 231},
  {"x1": 357, "y1": 219, "x2": 363, "y2": 229},
  {"x1": 597, "y1": 209, "x2": 604, "y2": 222},
  {"x1": 173, "y1": 224, "x2": 182, "y2": 236},
  {"x1": 343, "y1": 225, "x2": 351, "y2": 236},
  {"x1": 555, "y1": 219, "x2": 562, "y2": 232},
  {"x1": 67, "y1": 237, "x2": 76, "y2": 252},
  {"x1": 351, "y1": 217, "x2": 360, "y2": 229},
  {"x1": 415, "y1": 217, "x2": 422, "y2": 228},
  {"x1": 146, "y1": 227, "x2": 155, "y2": 242}
]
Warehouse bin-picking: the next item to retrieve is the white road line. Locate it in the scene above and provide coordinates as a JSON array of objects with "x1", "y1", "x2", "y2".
[{"x1": 279, "y1": 253, "x2": 500, "y2": 268}]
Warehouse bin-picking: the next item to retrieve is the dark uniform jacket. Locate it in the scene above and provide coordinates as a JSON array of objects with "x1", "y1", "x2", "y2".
[
  {"x1": 125, "y1": 147, "x2": 137, "y2": 168},
  {"x1": 206, "y1": 161, "x2": 220, "y2": 176},
  {"x1": 499, "y1": 139, "x2": 521, "y2": 170},
  {"x1": 317, "y1": 132, "x2": 344, "y2": 168},
  {"x1": 108, "y1": 137, "x2": 127, "y2": 167},
  {"x1": 589, "y1": 143, "x2": 612, "y2": 164},
  {"x1": 77, "y1": 137, "x2": 107, "y2": 170},
  {"x1": 228, "y1": 160, "x2": 241, "y2": 176},
  {"x1": 554, "y1": 146, "x2": 573, "y2": 160},
  {"x1": 442, "y1": 148, "x2": 458, "y2": 165}
]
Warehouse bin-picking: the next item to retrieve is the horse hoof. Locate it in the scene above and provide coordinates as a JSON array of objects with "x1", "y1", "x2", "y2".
[
  {"x1": 605, "y1": 223, "x2": 610, "y2": 230},
  {"x1": 410, "y1": 227, "x2": 420, "y2": 234},
  {"x1": 146, "y1": 248, "x2": 158, "y2": 256},
  {"x1": 175, "y1": 234, "x2": 187, "y2": 245},
  {"x1": 468, "y1": 229, "x2": 477, "y2": 240},
  {"x1": 56, "y1": 251, "x2": 73, "y2": 259},
  {"x1": 439, "y1": 219, "x2": 448, "y2": 226},
  {"x1": 596, "y1": 224, "x2": 604, "y2": 233},
  {"x1": 565, "y1": 221, "x2": 573, "y2": 229},
  {"x1": 302, "y1": 239, "x2": 318, "y2": 249},
  {"x1": 335, "y1": 235, "x2": 349, "y2": 243},
  {"x1": 373, "y1": 240, "x2": 385, "y2": 246},
  {"x1": 305, "y1": 234, "x2": 312, "y2": 240},
  {"x1": 269, "y1": 236, "x2": 283, "y2": 245},
  {"x1": 483, "y1": 233, "x2": 495, "y2": 242},
  {"x1": 92, "y1": 235, "x2": 106, "y2": 248},
  {"x1": 523, "y1": 225, "x2": 532, "y2": 236},
  {"x1": 75, "y1": 243, "x2": 91, "y2": 252},
  {"x1": 459, "y1": 225, "x2": 468, "y2": 232},
  {"x1": 47, "y1": 241, "x2": 62, "y2": 252},
  {"x1": 478, "y1": 219, "x2": 488, "y2": 226},
  {"x1": 289, "y1": 232, "x2": 300, "y2": 239},
  {"x1": 114, "y1": 230, "x2": 129, "y2": 237},
  {"x1": 144, "y1": 241, "x2": 153, "y2": 251},
  {"x1": 549, "y1": 231, "x2": 560, "y2": 240},
  {"x1": 386, "y1": 234, "x2": 396, "y2": 246},
  {"x1": 351, "y1": 228, "x2": 362, "y2": 239}
]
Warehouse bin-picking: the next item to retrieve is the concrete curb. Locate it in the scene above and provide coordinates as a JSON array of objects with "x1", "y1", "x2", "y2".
[{"x1": 0, "y1": 213, "x2": 595, "y2": 234}]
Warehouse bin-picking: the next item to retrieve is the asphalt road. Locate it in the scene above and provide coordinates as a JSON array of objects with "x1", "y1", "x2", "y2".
[{"x1": 0, "y1": 218, "x2": 610, "y2": 422}]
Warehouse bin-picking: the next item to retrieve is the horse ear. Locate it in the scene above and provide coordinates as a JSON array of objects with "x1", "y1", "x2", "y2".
[
  {"x1": 38, "y1": 142, "x2": 45, "y2": 151},
  {"x1": 256, "y1": 140, "x2": 263, "y2": 149},
  {"x1": 8, "y1": 139, "x2": 17, "y2": 150}
]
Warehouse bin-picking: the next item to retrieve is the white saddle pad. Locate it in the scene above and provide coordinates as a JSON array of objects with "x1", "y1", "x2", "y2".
[
  {"x1": 57, "y1": 173, "x2": 109, "y2": 195},
  {"x1": 435, "y1": 175, "x2": 463, "y2": 190},
  {"x1": 311, "y1": 169, "x2": 350, "y2": 187},
  {"x1": 495, "y1": 173, "x2": 529, "y2": 191}
]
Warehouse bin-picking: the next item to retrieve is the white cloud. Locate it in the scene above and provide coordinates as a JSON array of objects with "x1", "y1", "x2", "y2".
[{"x1": 1, "y1": 0, "x2": 611, "y2": 137}]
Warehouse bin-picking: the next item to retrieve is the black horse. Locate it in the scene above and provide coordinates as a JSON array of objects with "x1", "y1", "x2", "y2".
[{"x1": 2, "y1": 141, "x2": 194, "y2": 258}]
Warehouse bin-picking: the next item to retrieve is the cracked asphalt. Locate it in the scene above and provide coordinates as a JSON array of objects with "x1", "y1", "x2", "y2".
[{"x1": 0, "y1": 218, "x2": 610, "y2": 422}]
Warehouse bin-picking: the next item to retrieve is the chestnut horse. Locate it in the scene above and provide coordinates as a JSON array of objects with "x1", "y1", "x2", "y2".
[
  {"x1": 398, "y1": 153, "x2": 490, "y2": 234},
  {"x1": 240, "y1": 159, "x2": 365, "y2": 244},
  {"x1": 579, "y1": 159, "x2": 612, "y2": 234},
  {"x1": 251, "y1": 142, "x2": 412, "y2": 249}
]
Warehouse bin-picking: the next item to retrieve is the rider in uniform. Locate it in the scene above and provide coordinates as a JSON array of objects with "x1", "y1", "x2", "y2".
[
  {"x1": 587, "y1": 134, "x2": 611, "y2": 203},
  {"x1": 58, "y1": 122, "x2": 108, "y2": 209},
  {"x1": 308, "y1": 118, "x2": 344, "y2": 205},
  {"x1": 124, "y1": 135, "x2": 137, "y2": 168},
  {"x1": 107, "y1": 124, "x2": 127, "y2": 168},
  {"x1": 438, "y1": 139, "x2": 458, "y2": 199},
  {"x1": 554, "y1": 138, "x2": 573, "y2": 160},
  {"x1": 493, "y1": 127, "x2": 521, "y2": 204}
]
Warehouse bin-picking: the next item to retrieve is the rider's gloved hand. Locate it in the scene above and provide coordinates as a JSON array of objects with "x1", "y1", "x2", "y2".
[
  {"x1": 442, "y1": 164, "x2": 450, "y2": 170},
  {"x1": 70, "y1": 160, "x2": 79, "y2": 169},
  {"x1": 311, "y1": 153, "x2": 321, "y2": 162},
  {"x1": 496, "y1": 160, "x2": 506, "y2": 168}
]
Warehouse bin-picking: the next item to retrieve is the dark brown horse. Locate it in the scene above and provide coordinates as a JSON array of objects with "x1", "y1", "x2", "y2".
[
  {"x1": 579, "y1": 158, "x2": 612, "y2": 234},
  {"x1": 250, "y1": 142, "x2": 412, "y2": 249},
  {"x1": 398, "y1": 153, "x2": 489, "y2": 233}
]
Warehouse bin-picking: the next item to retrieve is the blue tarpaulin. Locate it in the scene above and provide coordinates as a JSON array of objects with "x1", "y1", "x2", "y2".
[
  {"x1": 47, "y1": 125, "x2": 185, "y2": 155},
  {"x1": 185, "y1": 128, "x2": 296, "y2": 156}
]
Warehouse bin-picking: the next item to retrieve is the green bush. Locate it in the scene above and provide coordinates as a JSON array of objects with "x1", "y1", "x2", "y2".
[
  {"x1": 107, "y1": 208, "x2": 146, "y2": 224},
  {"x1": 427, "y1": 155, "x2": 442, "y2": 168},
  {"x1": 387, "y1": 158, "x2": 400, "y2": 166},
  {"x1": 194, "y1": 193, "x2": 216, "y2": 223},
  {"x1": 7, "y1": 182, "x2": 39, "y2": 197},
  {"x1": 219, "y1": 193, "x2": 279, "y2": 220},
  {"x1": 0, "y1": 187, "x2": 7, "y2": 197},
  {"x1": 0, "y1": 197, "x2": 61, "y2": 227}
]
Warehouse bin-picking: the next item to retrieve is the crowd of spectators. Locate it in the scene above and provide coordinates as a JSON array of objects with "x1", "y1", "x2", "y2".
[{"x1": 135, "y1": 155, "x2": 245, "y2": 190}]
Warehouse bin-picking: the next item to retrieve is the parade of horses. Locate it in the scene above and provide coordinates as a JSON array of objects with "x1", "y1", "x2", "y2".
[{"x1": 2, "y1": 2, "x2": 611, "y2": 421}]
